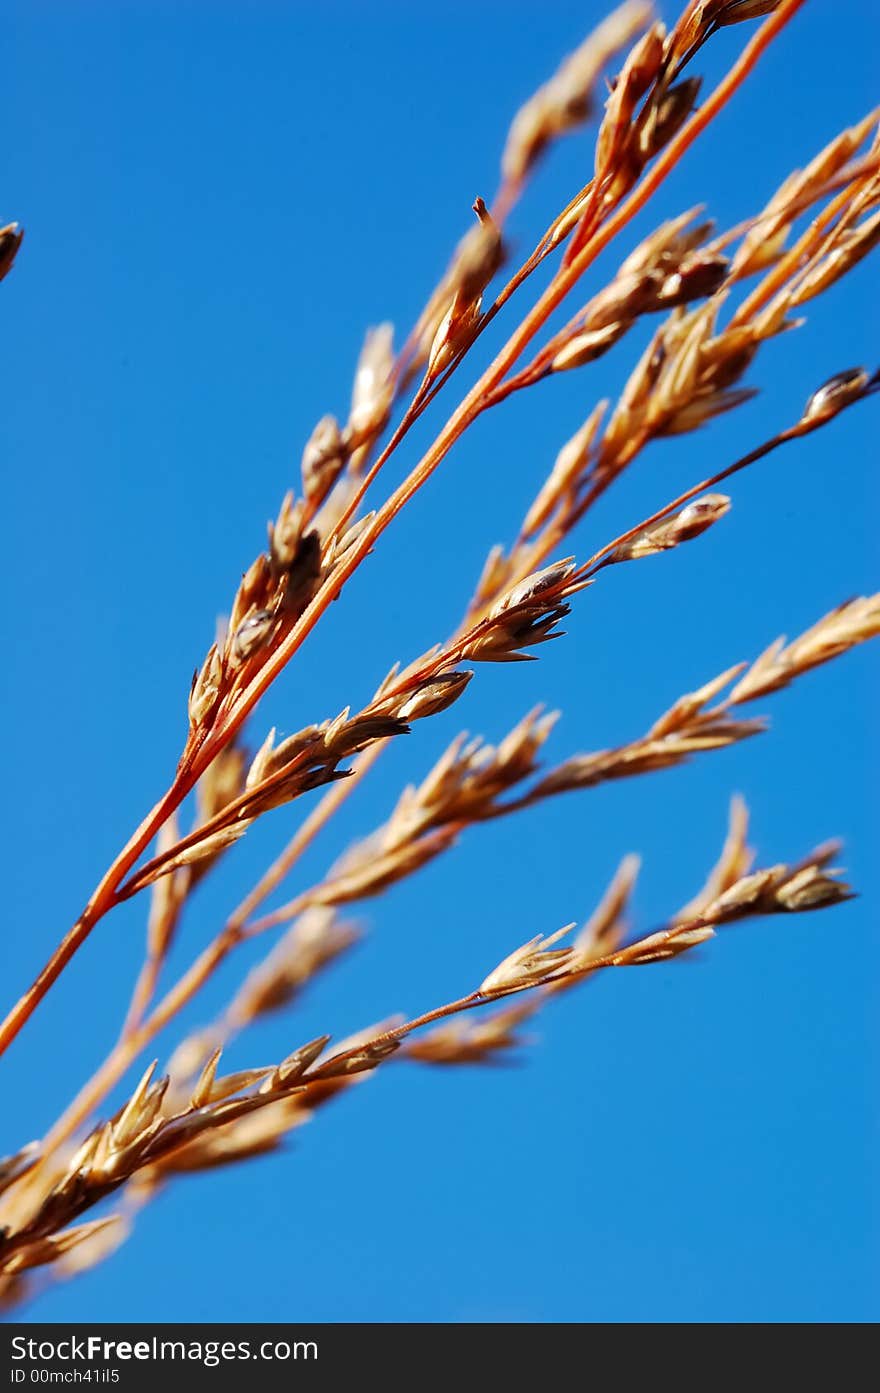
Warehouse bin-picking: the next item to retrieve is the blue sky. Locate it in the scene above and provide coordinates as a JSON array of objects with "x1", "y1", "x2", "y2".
[{"x1": 2, "y1": 1, "x2": 878, "y2": 1322}]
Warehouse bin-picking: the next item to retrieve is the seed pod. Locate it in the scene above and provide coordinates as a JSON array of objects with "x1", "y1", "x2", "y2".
[
  {"x1": 793, "y1": 211, "x2": 880, "y2": 306},
  {"x1": 588, "y1": 269, "x2": 664, "y2": 329},
  {"x1": 480, "y1": 926, "x2": 575, "y2": 995},
  {"x1": 672, "y1": 494, "x2": 732, "y2": 540},
  {"x1": 714, "y1": 1, "x2": 782, "y2": 27},
  {"x1": 276, "y1": 1036, "x2": 333, "y2": 1086},
  {"x1": 774, "y1": 866, "x2": 854, "y2": 912},
  {"x1": 396, "y1": 670, "x2": 474, "y2": 722},
  {"x1": 280, "y1": 529, "x2": 322, "y2": 610},
  {"x1": 663, "y1": 387, "x2": 756, "y2": 436},
  {"x1": 306, "y1": 1038, "x2": 401, "y2": 1080},
  {"x1": 325, "y1": 510, "x2": 377, "y2": 566},
  {"x1": 188, "y1": 643, "x2": 223, "y2": 728},
  {"x1": 801, "y1": 367, "x2": 872, "y2": 424},
  {"x1": 551, "y1": 321, "x2": 629, "y2": 372},
  {"x1": 466, "y1": 603, "x2": 571, "y2": 663},
  {"x1": 501, "y1": 559, "x2": 577, "y2": 612},
  {"x1": 656, "y1": 252, "x2": 729, "y2": 307},
  {"x1": 427, "y1": 296, "x2": 482, "y2": 379},
  {"x1": 595, "y1": 24, "x2": 665, "y2": 178},
  {"x1": 231, "y1": 608, "x2": 276, "y2": 664},
  {"x1": 229, "y1": 553, "x2": 273, "y2": 631},
  {"x1": 268, "y1": 491, "x2": 306, "y2": 570},
  {"x1": 453, "y1": 199, "x2": 503, "y2": 304},
  {"x1": 605, "y1": 493, "x2": 731, "y2": 563},
  {"x1": 639, "y1": 77, "x2": 701, "y2": 161},
  {"x1": 322, "y1": 713, "x2": 410, "y2": 761},
  {"x1": 624, "y1": 925, "x2": 716, "y2": 964},
  {"x1": 426, "y1": 202, "x2": 503, "y2": 380}
]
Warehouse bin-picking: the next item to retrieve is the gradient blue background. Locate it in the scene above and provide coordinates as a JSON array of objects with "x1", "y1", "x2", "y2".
[{"x1": 2, "y1": 0, "x2": 878, "y2": 1323}]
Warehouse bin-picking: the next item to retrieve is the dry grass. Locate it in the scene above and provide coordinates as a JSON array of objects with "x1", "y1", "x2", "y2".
[{"x1": 1, "y1": 0, "x2": 878, "y2": 1308}]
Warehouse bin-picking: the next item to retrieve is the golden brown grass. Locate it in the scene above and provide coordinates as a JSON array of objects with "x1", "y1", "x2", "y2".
[{"x1": 1, "y1": 0, "x2": 878, "y2": 1307}]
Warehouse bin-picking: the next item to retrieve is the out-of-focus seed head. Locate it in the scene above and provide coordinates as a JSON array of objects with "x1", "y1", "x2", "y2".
[
  {"x1": 348, "y1": 323, "x2": 395, "y2": 444},
  {"x1": 196, "y1": 742, "x2": 248, "y2": 828},
  {"x1": 0, "y1": 223, "x2": 23, "y2": 282},
  {"x1": 501, "y1": 2, "x2": 652, "y2": 183},
  {"x1": 551, "y1": 320, "x2": 629, "y2": 372},
  {"x1": 657, "y1": 251, "x2": 729, "y2": 307},
  {"x1": 0, "y1": 1142, "x2": 40, "y2": 1196},
  {"x1": 774, "y1": 865, "x2": 854, "y2": 912},
  {"x1": 521, "y1": 403, "x2": 607, "y2": 538},
  {"x1": 301, "y1": 415, "x2": 347, "y2": 509}
]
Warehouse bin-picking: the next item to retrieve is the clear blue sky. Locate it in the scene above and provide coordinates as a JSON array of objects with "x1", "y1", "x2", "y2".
[{"x1": 2, "y1": 1, "x2": 878, "y2": 1323}]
